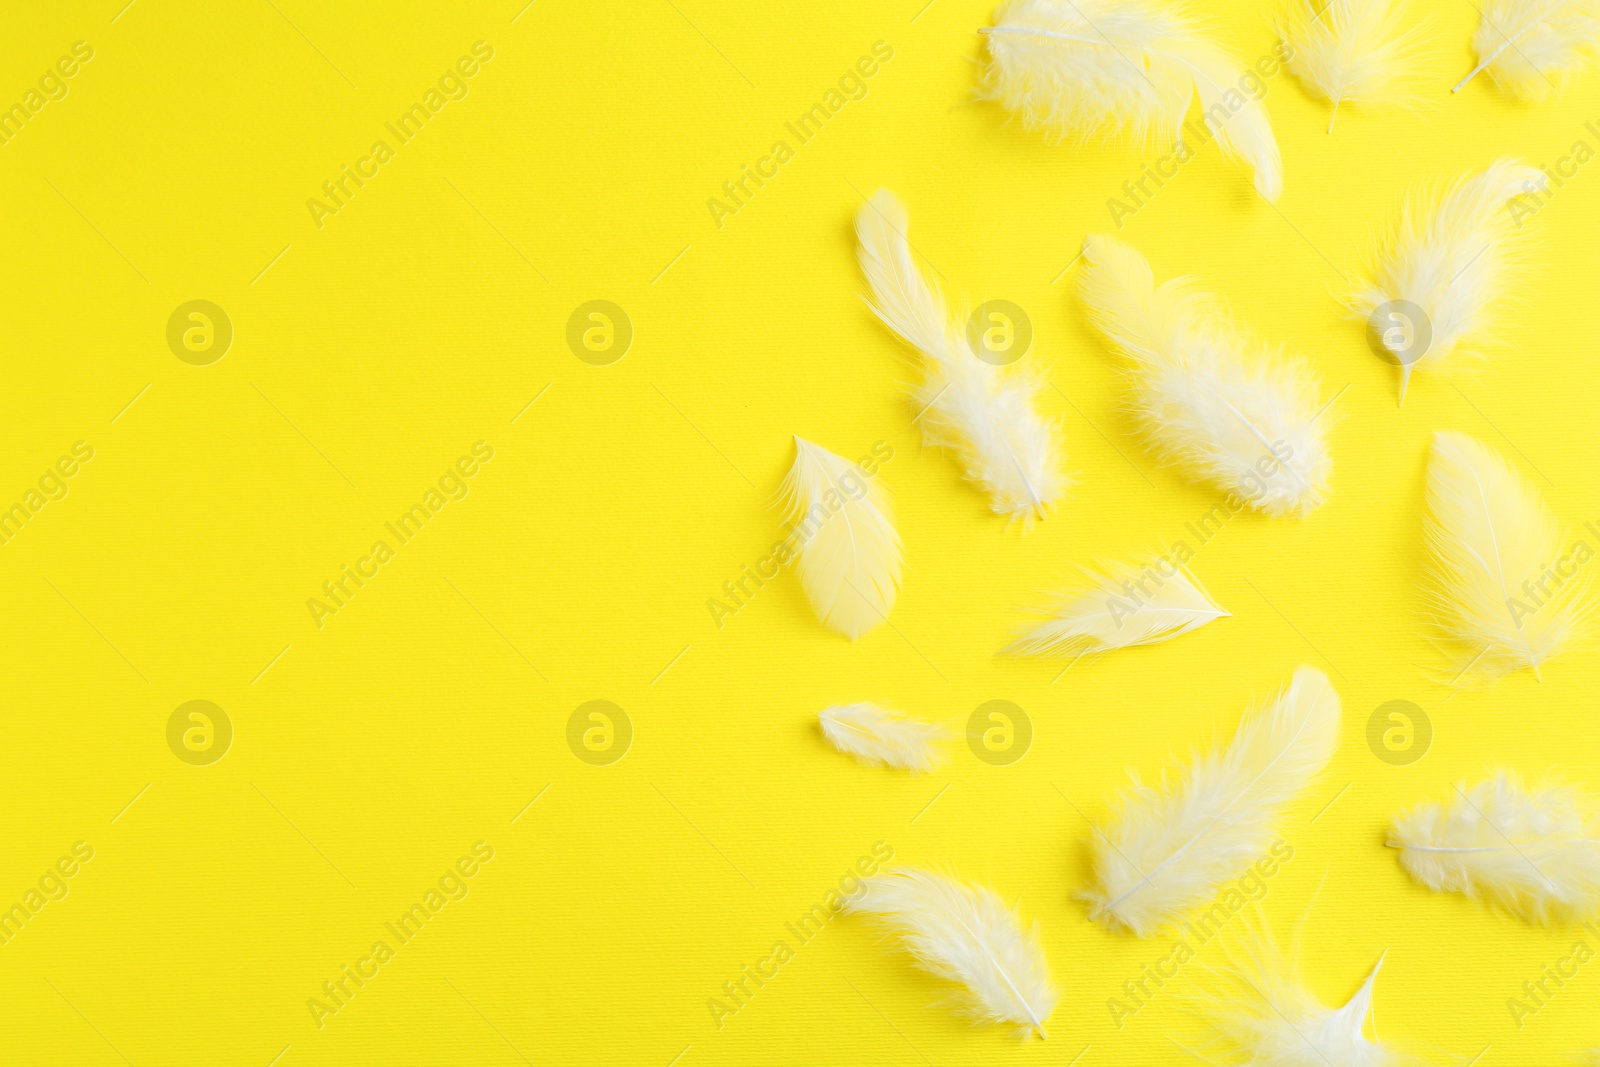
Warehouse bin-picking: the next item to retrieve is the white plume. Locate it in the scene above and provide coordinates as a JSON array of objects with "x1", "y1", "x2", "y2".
[
  {"x1": 1006, "y1": 556, "x2": 1228, "y2": 658},
  {"x1": 1352, "y1": 159, "x2": 1546, "y2": 405},
  {"x1": 1457, "y1": 0, "x2": 1600, "y2": 98},
  {"x1": 779, "y1": 436, "x2": 902, "y2": 639},
  {"x1": 1389, "y1": 772, "x2": 1600, "y2": 924},
  {"x1": 1078, "y1": 234, "x2": 1332, "y2": 517},
  {"x1": 1084, "y1": 666, "x2": 1341, "y2": 936},
  {"x1": 855, "y1": 190, "x2": 1068, "y2": 523},
  {"x1": 1281, "y1": 0, "x2": 1430, "y2": 131},
  {"x1": 1424, "y1": 430, "x2": 1590, "y2": 684},
  {"x1": 847, "y1": 867, "x2": 1057, "y2": 1039},
  {"x1": 979, "y1": 0, "x2": 1283, "y2": 201},
  {"x1": 819, "y1": 703, "x2": 947, "y2": 773}
]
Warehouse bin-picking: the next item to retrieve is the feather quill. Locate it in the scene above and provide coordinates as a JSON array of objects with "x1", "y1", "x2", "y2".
[
  {"x1": 1389, "y1": 772, "x2": 1600, "y2": 923},
  {"x1": 779, "y1": 436, "x2": 903, "y2": 639},
  {"x1": 1424, "y1": 430, "x2": 1589, "y2": 684},
  {"x1": 979, "y1": 0, "x2": 1283, "y2": 201},
  {"x1": 1281, "y1": 0, "x2": 1430, "y2": 131},
  {"x1": 819, "y1": 703, "x2": 947, "y2": 773},
  {"x1": 1084, "y1": 666, "x2": 1341, "y2": 936},
  {"x1": 1456, "y1": 0, "x2": 1600, "y2": 98},
  {"x1": 1006, "y1": 556, "x2": 1228, "y2": 658},
  {"x1": 1352, "y1": 159, "x2": 1546, "y2": 405},
  {"x1": 847, "y1": 867, "x2": 1057, "y2": 1039},
  {"x1": 1078, "y1": 234, "x2": 1331, "y2": 516},
  {"x1": 855, "y1": 190, "x2": 1068, "y2": 523}
]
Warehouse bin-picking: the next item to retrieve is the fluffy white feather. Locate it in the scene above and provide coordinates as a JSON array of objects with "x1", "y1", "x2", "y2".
[
  {"x1": 1281, "y1": 0, "x2": 1430, "y2": 131},
  {"x1": 1424, "y1": 430, "x2": 1589, "y2": 684},
  {"x1": 1006, "y1": 556, "x2": 1228, "y2": 658},
  {"x1": 1457, "y1": 0, "x2": 1600, "y2": 98},
  {"x1": 979, "y1": 0, "x2": 1283, "y2": 201},
  {"x1": 1352, "y1": 159, "x2": 1547, "y2": 405},
  {"x1": 779, "y1": 436, "x2": 903, "y2": 639},
  {"x1": 1389, "y1": 772, "x2": 1600, "y2": 924},
  {"x1": 819, "y1": 703, "x2": 947, "y2": 773},
  {"x1": 847, "y1": 867, "x2": 1057, "y2": 1039},
  {"x1": 1084, "y1": 666, "x2": 1341, "y2": 936},
  {"x1": 1079, "y1": 234, "x2": 1331, "y2": 516},
  {"x1": 855, "y1": 190, "x2": 1068, "y2": 523}
]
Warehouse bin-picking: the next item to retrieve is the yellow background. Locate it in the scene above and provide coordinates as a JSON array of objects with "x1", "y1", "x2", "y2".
[{"x1": 4, "y1": 0, "x2": 1600, "y2": 1063}]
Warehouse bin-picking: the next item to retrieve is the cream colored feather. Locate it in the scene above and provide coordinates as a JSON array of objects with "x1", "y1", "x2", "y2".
[
  {"x1": 819, "y1": 703, "x2": 947, "y2": 773},
  {"x1": 1005, "y1": 556, "x2": 1228, "y2": 658},
  {"x1": 1457, "y1": 0, "x2": 1600, "y2": 98},
  {"x1": 779, "y1": 436, "x2": 902, "y2": 639},
  {"x1": 847, "y1": 868, "x2": 1057, "y2": 1039},
  {"x1": 1079, "y1": 234, "x2": 1331, "y2": 517},
  {"x1": 1281, "y1": 0, "x2": 1430, "y2": 131},
  {"x1": 979, "y1": 0, "x2": 1283, "y2": 201},
  {"x1": 1389, "y1": 772, "x2": 1600, "y2": 924},
  {"x1": 1352, "y1": 159, "x2": 1546, "y2": 405},
  {"x1": 1085, "y1": 666, "x2": 1340, "y2": 936},
  {"x1": 855, "y1": 190, "x2": 1068, "y2": 523},
  {"x1": 1424, "y1": 430, "x2": 1589, "y2": 684}
]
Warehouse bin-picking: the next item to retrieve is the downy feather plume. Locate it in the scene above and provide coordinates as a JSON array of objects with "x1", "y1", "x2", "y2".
[
  {"x1": 1005, "y1": 556, "x2": 1228, "y2": 658},
  {"x1": 1389, "y1": 772, "x2": 1600, "y2": 923},
  {"x1": 1079, "y1": 234, "x2": 1332, "y2": 516},
  {"x1": 779, "y1": 436, "x2": 903, "y2": 639},
  {"x1": 1456, "y1": 0, "x2": 1600, "y2": 98},
  {"x1": 847, "y1": 867, "x2": 1057, "y2": 1039},
  {"x1": 1281, "y1": 0, "x2": 1430, "y2": 131},
  {"x1": 1084, "y1": 666, "x2": 1341, "y2": 936},
  {"x1": 979, "y1": 0, "x2": 1283, "y2": 201},
  {"x1": 819, "y1": 703, "x2": 948, "y2": 773},
  {"x1": 1352, "y1": 159, "x2": 1547, "y2": 405},
  {"x1": 1424, "y1": 430, "x2": 1589, "y2": 684},
  {"x1": 856, "y1": 190, "x2": 1068, "y2": 523}
]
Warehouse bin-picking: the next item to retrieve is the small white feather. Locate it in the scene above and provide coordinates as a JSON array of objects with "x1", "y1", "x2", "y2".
[
  {"x1": 1084, "y1": 666, "x2": 1341, "y2": 936},
  {"x1": 847, "y1": 867, "x2": 1057, "y2": 1039},
  {"x1": 1352, "y1": 159, "x2": 1547, "y2": 405},
  {"x1": 779, "y1": 436, "x2": 903, "y2": 639},
  {"x1": 1389, "y1": 772, "x2": 1600, "y2": 924},
  {"x1": 1424, "y1": 430, "x2": 1589, "y2": 684},
  {"x1": 979, "y1": 0, "x2": 1283, "y2": 201},
  {"x1": 855, "y1": 190, "x2": 1068, "y2": 523},
  {"x1": 1006, "y1": 556, "x2": 1228, "y2": 658},
  {"x1": 819, "y1": 703, "x2": 947, "y2": 773},
  {"x1": 1281, "y1": 0, "x2": 1430, "y2": 131},
  {"x1": 1079, "y1": 234, "x2": 1332, "y2": 516},
  {"x1": 1457, "y1": 0, "x2": 1600, "y2": 98}
]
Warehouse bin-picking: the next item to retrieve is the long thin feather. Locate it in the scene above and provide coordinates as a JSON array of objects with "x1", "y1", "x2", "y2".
[
  {"x1": 779, "y1": 436, "x2": 903, "y2": 639},
  {"x1": 1389, "y1": 772, "x2": 1600, "y2": 923},
  {"x1": 819, "y1": 703, "x2": 947, "y2": 773},
  {"x1": 979, "y1": 0, "x2": 1283, "y2": 200},
  {"x1": 1352, "y1": 159, "x2": 1546, "y2": 405},
  {"x1": 1005, "y1": 556, "x2": 1228, "y2": 658},
  {"x1": 1456, "y1": 0, "x2": 1600, "y2": 98},
  {"x1": 1281, "y1": 0, "x2": 1430, "y2": 131},
  {"x1": 1084, "y1": 666, "x2": 1341, "y2": 936},
  {"x1": 847, "y1": 868, "x2": 1057, "y2": 1039},
  {"x1": 1079, "y1": 234, "x2": 1331, "y2": 516},
  {"x1": 855, "y1": 190, "x2": 1068, "y2": 523},
  {"x1": 1424, "y1": 430, "x2": 1589, "y2": 684}
]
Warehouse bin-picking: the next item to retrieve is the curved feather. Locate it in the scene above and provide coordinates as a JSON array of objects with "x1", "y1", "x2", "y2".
[
  {"x1": 1084, "y1": 666, "x2": 1341, "y2": 936},
  {"x1": 855, "y1": 190, "x2": 1068, "y2": 523},
  {"x1": 1205, "y1": 947, "x2": 1400, "y2": 1067},
  {"x1": 1390, "y1": 772, "x2": 1600, "y2": 923},
  {"x1": 847, "y1": 868, "x2": 1057, "y2": 1039},
  {"x1": 1424, "y1": 430, "x2": 1589, "y2": 683},
  {"x1": 979, "y1": 0, "x2": 1283, "y2": 201},
  {"x1": 779, "y1": 436, "x2": 902, "y2": 639},
  {"x1": 1079, "y1": 234, "x2": 1331, "y2": 516},
  {"x1": 1281, "y1": 0, "x2": 1430, "y2": 131},
  {"x1": 819, "y1": 703, "x2": 947, "y2": 773},
  {"x1": 1005, "y1": 557, "x2": 1228, "y2": 658},
  {"x1": 1458, "y1": 0, "x2": 1600, "y2": 98}
]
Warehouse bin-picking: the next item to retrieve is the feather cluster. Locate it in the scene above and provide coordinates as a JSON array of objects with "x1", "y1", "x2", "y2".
[
  {"x1": 1390, "y1": 772, "x2": 1600, "y2": 924},
  {"x1": 847, "y1": 868, "x2": 1057, "y2": 1038},
  {"x1": 1424, "y1": 430, "x2": 1589, "y2": 684},
  {"x1": 1079, "y1": 234, "x2": 1332, "y2": 516},
  {"x1": 1458, "y1": 0, "x2": 1600, "y2": 98},
  {"x1": 819, "y1": 703, "x2": 947, "y2": 773},
  {"x1": 856, "y1": 190, "x2": 1068, "y2": 523},
  {"x1": 1281, "y1": 0, "x2": 1430, "y2": 131},
  {"x1": 1006, "y1": 556, "x2": 1228, "y2": 658},
  {"x1": 1085, "y1": 666, "x2": 1341, "y2": 936},
  {"x1": 979, "y1": 0, "x2": 1283, "y2": 200}
]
